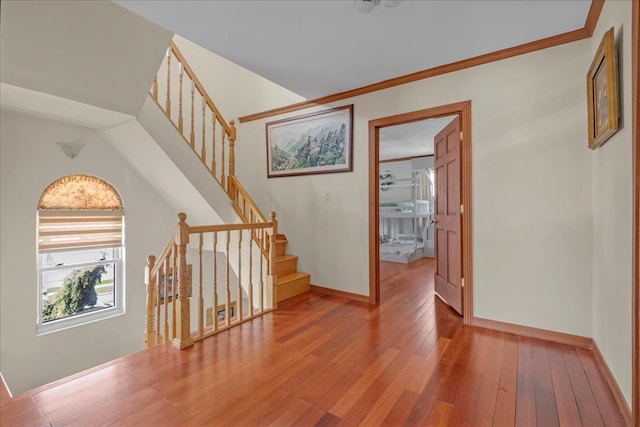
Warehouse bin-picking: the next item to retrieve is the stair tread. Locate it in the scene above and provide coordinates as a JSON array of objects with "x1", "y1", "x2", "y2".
[
  {"x1": 276, "y1": 254, "x2": 298, "y2": 262},
  {"x1": 277, "y1": 272, "x2": 310, "y2": 283}
]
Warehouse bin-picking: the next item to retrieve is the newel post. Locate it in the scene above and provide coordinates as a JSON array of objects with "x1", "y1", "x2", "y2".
[
  {"x1": 144, "y1": 255, "x2": 157, "y2": 348},
  {"x1": 227, "y1": 120, "x2": 237, "y2": 196},
  {"x1": 173, "y1": 212, "x2": 194, "y2": 349},
  {"x1": 268, "y1": 211, "x2": 278, "y2": 309}
]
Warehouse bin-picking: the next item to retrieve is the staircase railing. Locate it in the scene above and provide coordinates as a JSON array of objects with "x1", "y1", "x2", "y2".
[
  {"x1": 144, "y1": 212, "x2": 278, "y2": 349},
  {"x1": 228, "y1": 175, "x2": 273, "y2": 256},
  {"x1": 151, "y1": 41, "x2": 236, "y2": 193},
  {"x1": 145, "y1": 42, "x2": 288, "y2": 349},
  {"x1": 150, "y1": 41, "x2": 271, "y2": 255}
]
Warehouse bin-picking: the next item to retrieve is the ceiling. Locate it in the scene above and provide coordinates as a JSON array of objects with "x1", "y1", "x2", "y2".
[
  {"x1": 114, "y1": 0, "x2": 592, "y2": 100},
  {"x1": 113, "y1": 0, "x2": 592, "y2": 161},
  {"x1": 1, "y1": 1, "x2": 593, "y2": 159},
  {"x1": 379, "y1": 116, "x2": 456, "y2": 161}
]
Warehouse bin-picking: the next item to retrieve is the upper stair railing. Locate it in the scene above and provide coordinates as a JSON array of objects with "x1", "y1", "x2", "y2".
[
  {"x1": 151, "y1": 41, "x2": 273, "y2": 255},
  {"x1": 144, "y1": 212, "x2": 278, "y2": 349},
  {"x1": 151, "y1": 41, "x2": 237, "y2": 193},
  {"x1": 146, "y1": 42, "x2": 285, "y2": 349}
]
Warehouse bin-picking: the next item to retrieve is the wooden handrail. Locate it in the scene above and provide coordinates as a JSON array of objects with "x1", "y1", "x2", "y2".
[
  {"x1": 150, "y1": 42, "x2": 236, "y2": 192},
  {"x1": 144, "y1": 212, "x2": 276, "y2": 349},
  {"x1": 227, "y1": 176, "x2": 274, "y2": 256},
  {"x1": 145, "y1": 42, "x2": 290, "y2": 349},
  {"x1": 228, "y1": 176, "x2": 267, "y2": 222},
  {"x1": 151, "y1": 42, "x2": 268, "y2": 236},
  {"x1": 168, "y1": 41, "x2": 232, "y2": 136},
  {"x1": 189, "y1": 221, "x2": 273, "y2": 234},
  {"x1": 150, "y1": 236, "x2": 177, "y2": 278}
]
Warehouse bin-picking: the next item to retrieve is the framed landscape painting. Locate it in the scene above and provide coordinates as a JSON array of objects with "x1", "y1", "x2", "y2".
[
  {"x1": 266, "y1": 105, "x2": 353, "y2": 177},
  {"x1": 586, "y1": 27, "x2": 619, "y2": 150}
]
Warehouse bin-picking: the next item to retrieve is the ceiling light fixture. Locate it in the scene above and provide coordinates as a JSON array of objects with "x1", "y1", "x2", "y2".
[
  {"x1": 355, "y1": 0, "x2": 376, "y2": 13},
  {"x1": 57, "y1": 141, "x2": 85, "y2": 159},
  {"x1": 355, "y1": 0, "x2": 401, "y2": 13},
  {"x1": 381, "y1": 0, "x2": 401, "y2": 8}
]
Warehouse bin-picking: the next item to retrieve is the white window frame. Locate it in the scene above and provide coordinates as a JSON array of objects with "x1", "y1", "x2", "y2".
[{"x1": 36, "y1": 212, "x2": 125, "y2": 335}]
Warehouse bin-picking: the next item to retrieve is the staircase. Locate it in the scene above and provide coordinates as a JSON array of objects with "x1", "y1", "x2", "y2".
[
  {"x1": 274, "y1": 234, "x2": 310, "y2": 302},
  {"x1": 227, "y1": 177, "x2": 310, "y2": 304},
  {"x1": 145, "y1": 41, "x2": 310, "y2": 349}
]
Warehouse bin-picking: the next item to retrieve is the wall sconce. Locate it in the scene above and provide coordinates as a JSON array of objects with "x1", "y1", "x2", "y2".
[{"x1": 56, "y1": 142, "x2": 85, "y2": 159}]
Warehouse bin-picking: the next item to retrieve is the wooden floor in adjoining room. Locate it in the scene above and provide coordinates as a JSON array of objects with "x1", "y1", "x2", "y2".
[{"x1": 0, "y1": 258, "x2": 626, "y2": 426}]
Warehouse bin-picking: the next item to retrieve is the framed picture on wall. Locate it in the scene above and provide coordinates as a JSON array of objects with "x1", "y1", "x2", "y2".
[
  {"x1": 158, "y1": 264, "x2": 192, "y2": 304},
  {"x1": 206, "y1": 301, "x2": 237, "y2": 326},
  {"x1": 586, "y1": 27, "x2": 620, "y2": 150},
  {"x1": 265, "y1": 105, "x2": 353, "y2": 177}
]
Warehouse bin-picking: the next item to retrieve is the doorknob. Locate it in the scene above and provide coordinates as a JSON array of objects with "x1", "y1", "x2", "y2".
[{"x1": 430, "y1": 219, "x2": 437, "y2": 225}]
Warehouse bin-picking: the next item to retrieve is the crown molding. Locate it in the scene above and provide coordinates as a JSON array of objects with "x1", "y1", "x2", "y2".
[{"x1": 239, "y1": 0, "x2": 604, "y2": 124}]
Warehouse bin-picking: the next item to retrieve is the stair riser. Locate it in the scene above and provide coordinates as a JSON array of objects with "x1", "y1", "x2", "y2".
[
  {"x1": 275, "y1": 258, "x2": 298, "y2": 276},
  {"x1": 276, "y1": 276, "x2": 310, "y2": 302},
  {"x1": 275, "y1": 241, "x2": 287, "y2": 257}
]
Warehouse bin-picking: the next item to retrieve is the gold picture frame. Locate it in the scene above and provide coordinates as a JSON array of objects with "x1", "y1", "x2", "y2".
[{"x1": 587, "y1": 27, "x2": 620, "y2": 150}]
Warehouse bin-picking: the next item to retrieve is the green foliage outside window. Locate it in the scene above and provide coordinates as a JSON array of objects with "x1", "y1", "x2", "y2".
[{"x1": 42, "y1": 265, "x2": 106, "y2": 322}]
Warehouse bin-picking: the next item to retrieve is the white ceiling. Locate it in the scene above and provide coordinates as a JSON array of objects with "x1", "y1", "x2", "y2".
[
  {"x1": 110, "y1": 0, "x2": 592, "y2": 161},
  {"x1": 0, "y1": 0, "x2": 593, "y2": 158},
  {"x1": 379, "y1": 116, "x2": 456, "y2": 161},
  {"x1": 114, "y1": 0, "x2": 592, "y2": 100}
]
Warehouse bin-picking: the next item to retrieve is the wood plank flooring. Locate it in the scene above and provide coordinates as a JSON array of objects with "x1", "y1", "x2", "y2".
[{"x1": 0, "y1": 258, "x2": 627, "y2": 426}]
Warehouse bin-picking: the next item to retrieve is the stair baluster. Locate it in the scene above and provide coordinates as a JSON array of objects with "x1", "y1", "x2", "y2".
[
  {"x1": 165, "y1": 48, "x2": 171, "y2": 117},
  {"x1": 145, "y1": 41, "x2": 311, "y2": 350},
  {"x1": 144, "y1": 255, "x2": 157, "y2": 349}
]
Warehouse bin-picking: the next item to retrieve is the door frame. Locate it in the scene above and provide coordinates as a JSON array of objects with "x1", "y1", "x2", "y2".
[
  {"x1": 368, "y1": 100, "x2": 473, "y2": 323},
  {"x1": 632, "y1": 0, "x2": 639, "y2": 422}
]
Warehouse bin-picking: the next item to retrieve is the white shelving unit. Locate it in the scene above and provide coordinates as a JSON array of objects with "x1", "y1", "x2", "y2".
[{"x1": 379, "y1": 169, "x2": 434, "y2": 263}]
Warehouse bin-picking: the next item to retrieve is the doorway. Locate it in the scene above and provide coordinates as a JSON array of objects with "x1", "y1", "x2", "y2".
[{"x1": 368, "y1": 101, "x2": 473, "y2": 323}]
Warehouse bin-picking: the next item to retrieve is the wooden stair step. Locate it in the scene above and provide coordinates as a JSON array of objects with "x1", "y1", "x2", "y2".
[
  {"x1": 275, "y1": 254, "x2": 298, "y2": 276},
  {"x1": 276, "y1": 272, "x2": 310, "y2": 302},
  {"x1": 275, "y1": 237, "x2": 288, "y2": 257}
]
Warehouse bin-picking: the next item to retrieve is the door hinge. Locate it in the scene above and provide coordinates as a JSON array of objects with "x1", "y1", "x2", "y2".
[
  {"x1": 461, "y1": 278, "x2": 465, "y2": 288},
  {"x1": 459, "y1": 131, "x2": 463, "y2": 141},
  {"x1": 460, "y1": 204, "x2": 464, "y2": 214}
]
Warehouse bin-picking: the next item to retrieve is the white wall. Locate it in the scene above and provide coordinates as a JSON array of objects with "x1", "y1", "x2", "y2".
[
  {"x1": 1, "y1": 0, "x2": 172, "y2": 116},
  {"x1": 411, "y1": 156, "x2": 434, "y2": 171},
  {"x1": 590, "y1": 0, "x2": 633, "y2": 407},
  {"x1": 100, "y1": 117, "x2": 222, "y2": 227},
  {"x1": 171, "y1": 35, "x2": 305, "y2": 121},
  {"x1": 0, "y1": 110, "x2": 177, "y2": 395},
  {"x1": 236, "y1": 36, "x2": 595, "y2": 339}
]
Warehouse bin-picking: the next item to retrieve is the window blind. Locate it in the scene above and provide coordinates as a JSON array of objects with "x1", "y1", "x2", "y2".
[{"x1": 38, "y1": 211, "x2": 123, "y2": 252}]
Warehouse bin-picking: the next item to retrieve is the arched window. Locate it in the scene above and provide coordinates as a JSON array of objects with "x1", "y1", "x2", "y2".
[{"x1": 37, "y1": 175, "x2": 124, "y2": 333}]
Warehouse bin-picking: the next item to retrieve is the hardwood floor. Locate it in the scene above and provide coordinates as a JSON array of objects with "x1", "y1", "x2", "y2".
[{"x1": 0, "y1": 258, "x2": 627, "y2": 426}]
